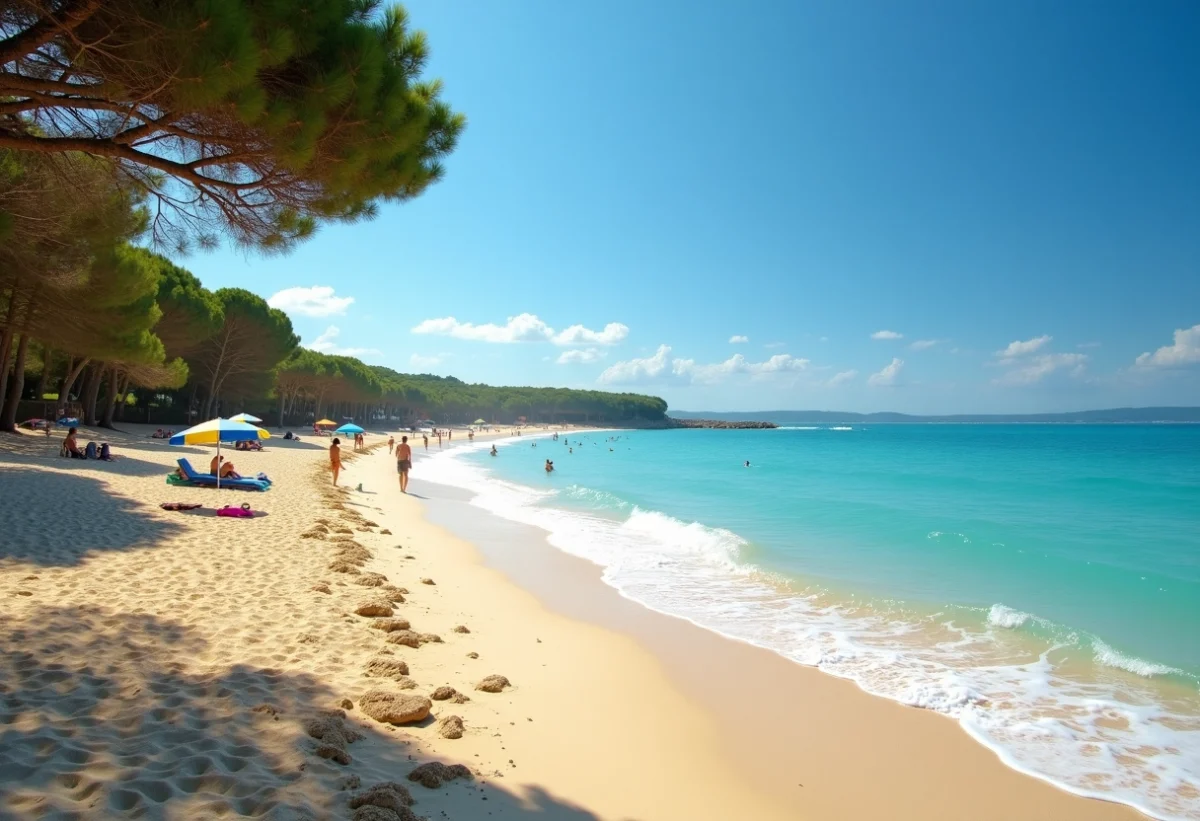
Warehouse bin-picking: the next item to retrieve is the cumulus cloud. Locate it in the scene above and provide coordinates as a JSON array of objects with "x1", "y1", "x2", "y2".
[
  {"x1": 268, "y1": 286, "x2": 355, "y2": 317},
  {"x1": 994, "y1": 353, "x2": 1088, "y2": 385},
  {"x1": 868, "y1": 358, "x2": 904, "y2": 386},
  {"x1": 729, "y1": 335, "x2": 749, "y2": 344},
  {"x1": 411, "y1": 313, "x2": 553, "y2": 343},
  {"x1": 598, "y1": 345, "x2": 690, "y2": 384},
  {"x1": 871, "y1": 330, "x2": 903, "y2": 340},
  {"x1": 1134, "y1": 324, "x2": 1200, "y2": 369},
  {"x1": 997, "y1": 335, "x2": 1052, "y2": 358},
  {"x1": 991, "y1": 335, "x2": 1087, "y2": 384},
  {"x1": 306, "y1": 326, "x2": 380, "y2": 357},
  {"x1": 826, "y1": 369, "x2": 858, "y2": 387},
  {"x1": 411, "y1": 314, "x2": 627, "y2": 346},
  {"x1": 556, "y1": 348, "x2": 604, "y2": 365},
  {"x1": 597, "y1": 346, "x2": 807, "y2": 385},
  {"x1": 909, "y1": 339, "x2": 941, "y2": 351},
  {"x1": 552, "y1": 322, "x2": 629, "y2": 346},
  {"x1": 409, "y1": 353, "x2": 446, "y2": 369}
]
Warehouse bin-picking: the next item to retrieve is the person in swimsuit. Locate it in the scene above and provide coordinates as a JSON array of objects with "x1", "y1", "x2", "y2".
[
  {"x1": 396, "y1": 435, "x2": 412, "y2": 493},
  {"x1": 330, "y1": 438, "x2": 343, "y2": 486}
]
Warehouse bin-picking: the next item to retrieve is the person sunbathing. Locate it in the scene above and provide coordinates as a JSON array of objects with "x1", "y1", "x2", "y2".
[{"x1": 210, "y1": 454, "x2": 240, "y2": 479}]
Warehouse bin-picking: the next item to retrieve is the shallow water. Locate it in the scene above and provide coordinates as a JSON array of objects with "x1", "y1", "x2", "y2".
[{"x1": 421, "y1": 425, "x2": 1200, "y2": 820}]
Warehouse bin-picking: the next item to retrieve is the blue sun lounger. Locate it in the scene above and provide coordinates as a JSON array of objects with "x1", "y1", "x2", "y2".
[{"x1": 175, "y1": 458, "x2": 270, "y2": 491}]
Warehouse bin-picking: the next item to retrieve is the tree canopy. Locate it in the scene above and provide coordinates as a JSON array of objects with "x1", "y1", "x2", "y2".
[{"x1": 0, "y1": 0, "x2": 464, "y2": 250}]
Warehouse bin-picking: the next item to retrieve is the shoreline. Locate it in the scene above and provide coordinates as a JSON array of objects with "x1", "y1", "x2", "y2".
[
  {"x1": 404, "y1": 430, "x2": 1153, "y2": 821},
  {"x1": 0, "y1": 423, "x2": 1157, "y2": 819}
]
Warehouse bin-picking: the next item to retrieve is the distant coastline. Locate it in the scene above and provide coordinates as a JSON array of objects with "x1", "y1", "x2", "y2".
[{"x1": 669, "y1": 406, "x2": 1200, "y2": 426}]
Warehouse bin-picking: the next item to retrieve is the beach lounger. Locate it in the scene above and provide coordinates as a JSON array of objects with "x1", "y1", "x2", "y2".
[{"x1": 174, "y1": 458, "x2": 270, "y2": 491}]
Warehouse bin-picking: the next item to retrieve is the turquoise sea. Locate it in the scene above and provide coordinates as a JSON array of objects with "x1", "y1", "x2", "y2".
[{"x1": 421, "y1": 425, "x2": 1200, "y2": 820}]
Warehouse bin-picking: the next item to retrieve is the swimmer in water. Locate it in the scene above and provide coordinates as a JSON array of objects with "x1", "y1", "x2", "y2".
[
  {"x1": 545, "y1": 459, "x2": 554, "y2": 473},
  {"x1": 490, "y1": 445, "x2": 498, "y2": 456},
  {"x1": 744, "y1": 460, "x2": 751, "y2": 467}
]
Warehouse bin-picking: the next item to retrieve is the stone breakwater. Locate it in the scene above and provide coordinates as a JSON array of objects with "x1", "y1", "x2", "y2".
[{"x1": 619, "y1": 418, "x2": 777, "y2": 430}]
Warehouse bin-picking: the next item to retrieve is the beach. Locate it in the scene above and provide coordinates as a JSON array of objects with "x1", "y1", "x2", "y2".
[{"x1": 0, "y1": 423, "x2": 1151, "y2": 820}]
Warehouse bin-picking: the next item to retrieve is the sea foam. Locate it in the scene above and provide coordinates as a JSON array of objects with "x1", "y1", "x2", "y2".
[{"x1": 422, "y1": 438, "x2": 1200, "y2": 821}]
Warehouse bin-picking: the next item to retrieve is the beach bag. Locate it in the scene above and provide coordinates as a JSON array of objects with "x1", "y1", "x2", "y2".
[
  {"x1": 217, "y1": 503, "x2": 255, "y2": 518},
  {"x1": 99, "y1": 443, "x2": 112, "y2": 461},
  {"x1": 84, "y1": 441, "x2": 98, "y2": 459}
]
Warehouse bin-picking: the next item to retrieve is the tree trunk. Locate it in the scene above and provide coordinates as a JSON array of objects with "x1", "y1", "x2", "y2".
[
  {"x1": 0, "y1": 333, "x2": 31, "y2": 432},
  {"x1": 116, "y1": 373, "x2": 131, "y2": 421},
  {"x1": 101, "y1": 365, "x2": 121, "y2": 428},
  {"x1": 35, "y1": 345, "x2": 52, "y2": 403},
  {"x1": 60, "y1": 357, "x2": 88, "y2": 406},
  {"x1": 82, "y1": 365, "x2": 103, "y2": 426}
]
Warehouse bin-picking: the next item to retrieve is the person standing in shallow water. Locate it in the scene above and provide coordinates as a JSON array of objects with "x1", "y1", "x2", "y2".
[
  {"x1": 396, "y1": 435, "x2": 412, "y2": 494},
  {"x1": 330, "y1": 438, "x2": 343, "y2": 486}
]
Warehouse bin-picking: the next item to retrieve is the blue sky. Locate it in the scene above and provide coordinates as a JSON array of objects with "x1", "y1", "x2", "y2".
[{"x1": 183, "y1": 0, "x2": 1200, "y2": 414}]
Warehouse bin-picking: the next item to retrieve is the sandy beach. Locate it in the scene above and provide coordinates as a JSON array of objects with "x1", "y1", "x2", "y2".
[{"x1": 0, "y1": 423, "x2": 1147, "y2": 820}]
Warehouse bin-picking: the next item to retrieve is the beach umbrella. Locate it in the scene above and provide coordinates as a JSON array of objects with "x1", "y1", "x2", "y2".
[
  {"x1": 315, "y1": 418, "x2": 337, "y2": 427},
  {"x1": 473, "y1": 418, "x2": 487, "y2": 425},
  {"x1": 335, "y1": 423, "x2": 365, "y2": 435},
  {"x1": 169, "y1": 418, "x2": 270, "y2": 488},
  {"x1": 229, "y1": 412, "x2": 262, "y2": 424}
]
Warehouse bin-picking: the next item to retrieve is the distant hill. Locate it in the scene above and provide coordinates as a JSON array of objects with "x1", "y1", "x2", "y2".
[{"x1": 668, "y1": 407, "x2": 1200, "y2": 425}]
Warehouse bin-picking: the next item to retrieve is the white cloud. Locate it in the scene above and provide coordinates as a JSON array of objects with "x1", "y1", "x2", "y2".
[
  {"x1": 729, "y1": 335, "x2": 749, "y2": 344},
  {"x1": 556, "y1": 348, "x2": 604, "y2": 365},
  {"x1": 910, "y1": 339, "x2": 941, "y2": 351},
  {"x1": 1135, "y1": 324, "x2": 1200, "y2": 369},
  {"x1": 826, "y1": 369, "x2": 858, "y2": 387},
  {"x1": 411, "y1": 313, "x2": 553, "y2": 343},
  {"x1": 306, "y1": 326, "x2": 381, "y2": 357},
  {"x1": 597, "y1": 346, "x2": 807, "y2": 385},
  {"x1": 411, "y1": 314, "x2": 627, "y2": 346},
  {"x1": 997, "y1": 335, "x2": 1052, "y2": 359},
  {"x1": 991, "y1": 335, "x2": 1088, "y2": 384},
  {"x1": 994, "y1": 353, "x2": 1088, "y2": 385},
  {"x1": 268, "y1": 286, "x2": 355, "y2": 317},
  {"x1": 409, "y1": 353, "x2": 446, "y2": 369},
  {"x1": 598, "y1": 345, "x2": 688, "y2": 384},
  {"x1": 552, "y1": 322, "x2": 629, "y2": 346},
  {"x1": 868, "y1": 358, "x2": 904, "y2": 386},
  {"x1": 871, "y1": 330, "x2": 903, "y2": 340}
]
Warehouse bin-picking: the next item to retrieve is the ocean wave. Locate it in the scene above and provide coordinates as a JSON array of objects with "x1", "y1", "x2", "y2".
[
  {"x1": 987, "y1": 604, "x2": 1031, "y2": 629},
  {"x1": 421, "y1": 444, "x2": 1200, "y2": 821},
  {"x1": 561, "y1": 484, "x2": 632, "y2": 512},
  {"x1": 1093, "y1": 640, "x2": 1184, "y2": 678}
]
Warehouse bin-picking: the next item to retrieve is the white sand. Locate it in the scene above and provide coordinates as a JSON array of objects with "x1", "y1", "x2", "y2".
[{"x1": 0, "y1": 422, "x2": 1145, "y2": 820}]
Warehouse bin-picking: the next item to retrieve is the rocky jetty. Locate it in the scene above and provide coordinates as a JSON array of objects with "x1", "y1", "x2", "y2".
[{"x1": 619, "y1": 418, "x2": 777, "y2": 430}]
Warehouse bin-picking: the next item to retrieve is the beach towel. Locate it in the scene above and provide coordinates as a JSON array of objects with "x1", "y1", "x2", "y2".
[
  {"x1": 159, "y1": 502, "x2": 203, "y2": 511},
  {"x1": 217, "y1": 503, "x2": 255, "y2": 518}
]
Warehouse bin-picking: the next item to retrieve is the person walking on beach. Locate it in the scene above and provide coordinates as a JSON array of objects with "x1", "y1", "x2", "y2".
[
  {"x1": 423, "y1": 434, "x2": 429, "y2": 451},
  {"x1": 388, "y1": 435, "x2": 394, "y2": 454},
  {"x1": 396, "y1": 435, "x2": 412, "y2": 494},
  {"x1": 330, "y1": 438, "x2": 343, "y2": 486}
]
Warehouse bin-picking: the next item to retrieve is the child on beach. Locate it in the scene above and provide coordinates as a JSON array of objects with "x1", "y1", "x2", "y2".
[{"x1": 330, "y1": 438, "x2": 343, "y2": 486}]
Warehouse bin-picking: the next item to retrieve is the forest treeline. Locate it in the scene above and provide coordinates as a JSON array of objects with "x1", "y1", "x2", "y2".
[{"x1": 0, "y1": 1, "x2": 666, "y2": 430}]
